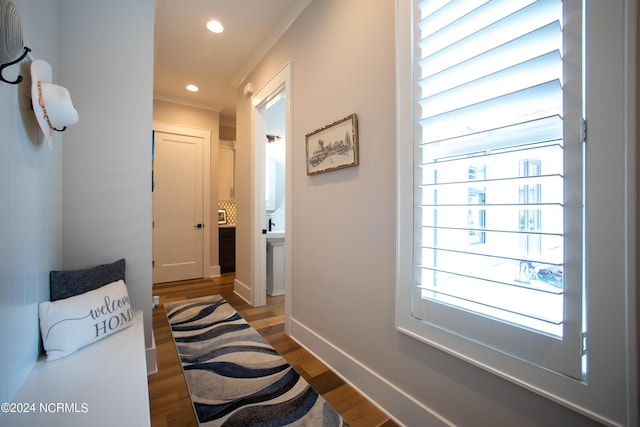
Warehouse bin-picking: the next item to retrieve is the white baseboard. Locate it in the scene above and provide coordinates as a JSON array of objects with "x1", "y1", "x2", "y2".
[
  {"x1": 209, "y1": 265, "x2": 221, "y2": 277},
  {"x1": 146, "y1": 331, "x2": 158, "y2": 376},
  {"x1": 234, "y1": 278, "x2": 252, "y2": 304},
  {"x1": 290, "y1": 318, "x2": 452, "y2": 427}
]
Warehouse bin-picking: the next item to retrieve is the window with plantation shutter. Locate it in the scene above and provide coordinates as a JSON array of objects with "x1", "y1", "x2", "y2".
[
  {"x1": 408, "y1": 0, "x2": 585, "y2": 378},
  {"x1": 397, "y1": 0, "x2": 637, "y2": 423}
]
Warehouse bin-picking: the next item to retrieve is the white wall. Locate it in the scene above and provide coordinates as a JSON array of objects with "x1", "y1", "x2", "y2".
[
  {"x1": 2, "y1": 0, "x2": 154, "y2": 406},
  {"x1": 1, "y1": 0, "x2": 155, "y2": 403},
  {"x1": 264, "y1": 97, "x2": 286, "y2": 232},
  {"x1": 235, "y1": 1, "x2": 614, "y2": 425},
  {"x1": 0, "y1": 0, "x2": 61, "y2": 405},
  {"x1": 57, "y1": 0, "x2": 154, "y2": 356}
]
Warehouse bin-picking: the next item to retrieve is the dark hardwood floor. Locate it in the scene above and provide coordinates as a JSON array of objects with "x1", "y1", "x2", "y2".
[{"x1": 148, "y1": 274, "x2": 398, "y2": 427}]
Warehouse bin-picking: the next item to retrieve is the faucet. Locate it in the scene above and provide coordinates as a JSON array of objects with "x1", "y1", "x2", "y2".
[{"x1": 268, "y1": 218, "x2": 275, "y2": 232}]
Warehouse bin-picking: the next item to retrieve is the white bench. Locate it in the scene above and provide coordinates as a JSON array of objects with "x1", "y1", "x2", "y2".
[{"x1": 3, "y1": 311, "x2": 149, "y2": 426}]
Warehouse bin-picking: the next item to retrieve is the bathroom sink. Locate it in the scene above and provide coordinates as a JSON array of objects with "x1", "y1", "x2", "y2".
[{"x1": 266, "y1": 231, "x2": 285, "y2": 240}]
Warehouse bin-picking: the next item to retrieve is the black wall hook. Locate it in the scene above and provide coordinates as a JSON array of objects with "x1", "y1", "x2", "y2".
[{"x1": 0, "y1": 46, "x2": 31, "y2": 84}]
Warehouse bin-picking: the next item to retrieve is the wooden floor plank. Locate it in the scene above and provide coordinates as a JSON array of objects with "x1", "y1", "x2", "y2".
[{"x1": 148, "y1": 274, "x2": 397, "y2": 427}]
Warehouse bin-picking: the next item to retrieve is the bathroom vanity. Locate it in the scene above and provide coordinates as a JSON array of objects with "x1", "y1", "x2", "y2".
[{"x1": 267, "y1": 233, "x2": 285, "y2": 296}]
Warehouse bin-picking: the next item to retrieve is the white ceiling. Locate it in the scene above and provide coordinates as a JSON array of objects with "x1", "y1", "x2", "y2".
[{"x1": 153, "y1": 0, "x2": 312, "y2": 126}]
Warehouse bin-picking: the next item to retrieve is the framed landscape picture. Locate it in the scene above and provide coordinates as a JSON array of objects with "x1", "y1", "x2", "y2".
[{"x1": 306, "y1": 114, "x2": 359, "y2": 175}]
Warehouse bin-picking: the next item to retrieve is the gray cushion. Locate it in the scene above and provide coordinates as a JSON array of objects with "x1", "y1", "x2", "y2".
[{"x1": 49, "y1": 258, "x2": 126, "y2": 301}]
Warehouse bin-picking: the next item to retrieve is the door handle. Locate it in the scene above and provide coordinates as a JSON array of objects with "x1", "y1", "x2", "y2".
[{"x1": 194, "y1": 224, "x2": 204, "y2": 229}]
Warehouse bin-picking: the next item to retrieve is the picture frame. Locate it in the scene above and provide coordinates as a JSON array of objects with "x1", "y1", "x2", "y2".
[
  {"x1": 218, "y1": 209, "x2": 227, "y2": 225},
  {"x1": 306, "y1": 114, "x2": 359, "y2": 175}
]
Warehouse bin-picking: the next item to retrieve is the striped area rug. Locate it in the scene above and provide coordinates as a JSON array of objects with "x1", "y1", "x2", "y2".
[{"x1": 165, "y1": 295, "x2": 349, "y2": 426}]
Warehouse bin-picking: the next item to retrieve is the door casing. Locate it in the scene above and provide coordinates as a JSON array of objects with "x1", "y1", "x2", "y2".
[{"x1": 250, "y1": 63, "x2": 293, "y2": 334}]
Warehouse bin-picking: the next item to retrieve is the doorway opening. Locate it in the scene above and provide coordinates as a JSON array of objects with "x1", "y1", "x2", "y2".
[{"x1": 251, "y1": 63, "x2": 292, "y2": 334}]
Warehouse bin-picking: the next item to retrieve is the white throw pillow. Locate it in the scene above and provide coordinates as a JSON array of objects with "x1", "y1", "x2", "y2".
[{"x1": 38, "y1": 279, "x2": 135, "y2": 361}]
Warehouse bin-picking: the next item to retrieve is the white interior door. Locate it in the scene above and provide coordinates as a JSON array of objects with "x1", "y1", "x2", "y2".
[{"x1": 153, "y1": 130, "x2": 204, "y2": 283}]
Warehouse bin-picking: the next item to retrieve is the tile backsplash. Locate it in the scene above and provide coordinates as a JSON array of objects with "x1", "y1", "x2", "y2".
[{"x1": 218, "y1": 200, "x2": 236, "y2": 225}]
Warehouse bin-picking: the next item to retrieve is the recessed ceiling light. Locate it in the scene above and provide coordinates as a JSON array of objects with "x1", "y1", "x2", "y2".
[
  {"x1": 206, "y1": 20, "x2": 224, "y2": 34},
  {"x1": 186, "y1": 84, "x2": 199, "y2": 92}
]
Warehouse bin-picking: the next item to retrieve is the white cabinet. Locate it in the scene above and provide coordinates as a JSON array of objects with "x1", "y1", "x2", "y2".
[{"x1": 219, "y1": 140, "x2": 235, "y2": 200}]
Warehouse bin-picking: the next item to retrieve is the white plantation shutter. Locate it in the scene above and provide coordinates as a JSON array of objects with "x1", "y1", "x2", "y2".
[{"x1": 410, "y1": 0, "x2": 584, "y2": 378}]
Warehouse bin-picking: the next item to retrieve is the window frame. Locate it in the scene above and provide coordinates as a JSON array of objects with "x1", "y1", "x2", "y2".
[{"x1": 395, "y1": 0, "x2": 638, "y2": 425}]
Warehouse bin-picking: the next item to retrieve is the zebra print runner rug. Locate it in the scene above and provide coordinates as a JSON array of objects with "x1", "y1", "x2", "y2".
[{"x1": 165, "y1": 295, "x2": 349, "y2": 426}]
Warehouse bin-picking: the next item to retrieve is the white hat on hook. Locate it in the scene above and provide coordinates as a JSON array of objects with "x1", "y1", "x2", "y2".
[{"x1": 30, "y1": 59, "x2": 79, "y2": 149}]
